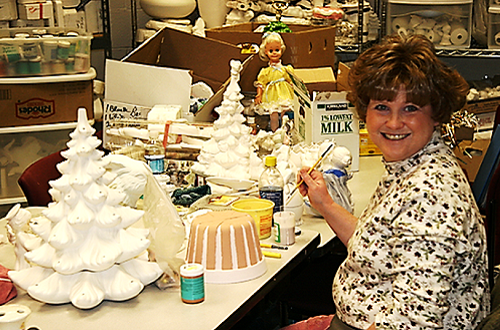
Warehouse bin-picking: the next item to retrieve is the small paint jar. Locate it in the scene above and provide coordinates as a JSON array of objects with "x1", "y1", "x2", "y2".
[
  {"x1": 42, "y1": 39, "x2": 57, "y2": 61},
  {"x1": 20, "y1": 42, "x2": 41, "y2": 60},
  {"x1": 15, "y1": 59, "x2": 29, "y2": 75},
  {"x1": 57, "y1": 40, "x2": 70, "y2": 59},
  {"x1": 2, "y1": 43, "x2": 21, "y2": 63},
  {"x1": 51, "y1": 60, "x2": 65, "y2": 74},
  {"x1": 65, "y1": 57, "x2": 74, "y2": 72},
  {"x1": 74, "y1": 53, "x2": 89, "y2": 72},
  {"x1": 180, "y1": 263, "x2": 204, "y2": 304},
  {"x1": 28, "y1": 56, "x2": 42, "y2": 74}
]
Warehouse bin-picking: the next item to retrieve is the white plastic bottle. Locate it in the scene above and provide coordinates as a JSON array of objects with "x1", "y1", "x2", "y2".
[
  {"x1": 259, "y1": 155, "x2": 284, "y2": 222},
  {"x1": 144, "y1": 130, "x2": 165, "y2": 175}
]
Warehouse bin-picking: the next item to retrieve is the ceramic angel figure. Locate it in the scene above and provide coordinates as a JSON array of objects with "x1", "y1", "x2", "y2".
[
  {"x1": 5, "y1": 204, "x2": 33, "y2": 271},
  {"x1": 322, "y1": 146, "x2": 354, "y2": 214},
  {"x1": 254, "y1": 32, "x2": 294, "y2": 132}
]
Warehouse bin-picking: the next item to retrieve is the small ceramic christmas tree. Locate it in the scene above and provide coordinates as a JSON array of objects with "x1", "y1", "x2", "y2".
[
  {"x1": 9, "y1": 108, "x2": 162, "y2": 309},
  {"x1": 191, "y1": 59, "x2": 263, "y2": 180}
]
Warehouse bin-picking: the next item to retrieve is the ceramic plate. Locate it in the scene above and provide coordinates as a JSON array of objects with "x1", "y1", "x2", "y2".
[{"x1": 206, "y1": 177, "x2": 256, "y2": 191}]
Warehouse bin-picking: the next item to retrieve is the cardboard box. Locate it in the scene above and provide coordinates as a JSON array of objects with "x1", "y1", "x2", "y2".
[
  {"x1": 464, "y1": 97, "x2": 500, "y2": 114},
  {"x1": 0, "y1": 68, "x2": 95, "y2": 127},
  {"x1": 454, "y1": 138, "x2": 490, "y2": 183},
  {"x1": 206, "y1": 23, "x2": 336, "y2": 92},
  {"x1": 122, "y1": 27, "x2": 252, "y2": 97},
  {"x1": 293, "y1": 67, "x2": 336, "y2": 95},
  {"x1": 18, "y1": 1, "x2": 53, "y2": 21},
  {"x1": 359, "y1": 128, "x2": 382, "y2": 156},
  {"x1": 293, "y1": 89, "x2": 359, "y2": 171}
]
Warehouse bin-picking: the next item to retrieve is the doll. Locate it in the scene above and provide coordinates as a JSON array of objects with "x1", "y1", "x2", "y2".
[{"x1": 254, "y1": 32, "x2": 294, "y2": 132}]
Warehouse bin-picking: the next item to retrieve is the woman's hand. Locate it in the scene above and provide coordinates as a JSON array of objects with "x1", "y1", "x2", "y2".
[
  {"x1": 298, "y1": 166, "x2": 358, "y2": 246},
  {"x1": 297, "y1": 167, "x2": 331, "y2": 213}
]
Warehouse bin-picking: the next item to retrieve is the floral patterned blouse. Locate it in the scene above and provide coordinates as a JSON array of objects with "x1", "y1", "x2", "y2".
[{"x1": 333, "y1": 131, "x2": 490, "y2": 330}]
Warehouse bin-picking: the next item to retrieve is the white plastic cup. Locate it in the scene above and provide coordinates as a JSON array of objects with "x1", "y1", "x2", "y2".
[{"x1": 274, "y1": 211, "x2": 295, "y2": 245}]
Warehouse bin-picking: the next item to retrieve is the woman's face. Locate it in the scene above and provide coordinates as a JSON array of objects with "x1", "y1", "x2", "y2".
[
  {"x1": 265, "y1": 40, "x2": 283, "y2": 64},
  {"x1": 365, "y1": 88, "x2": 438, "y2": 162}
]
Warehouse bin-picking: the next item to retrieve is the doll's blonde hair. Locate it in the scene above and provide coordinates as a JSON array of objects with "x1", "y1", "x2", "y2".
[{"x1": 259, "y1": 32, "x2": 286, "y2": 62}]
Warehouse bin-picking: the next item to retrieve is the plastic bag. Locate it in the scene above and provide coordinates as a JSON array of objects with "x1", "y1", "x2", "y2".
[
  {"x1": 141, "y1": 174, "x2": 186, "y2": 289},
  {"x1": 323, "y1": 170, "x2": 354, "y2": 215}
]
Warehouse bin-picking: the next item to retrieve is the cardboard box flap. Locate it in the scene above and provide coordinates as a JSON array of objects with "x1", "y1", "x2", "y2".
[
  {"x1": 158, "y1": 27, "x2": 251, "y2": 90},
  {"x1": 337, "y1": 62, "x2": 350, "y2": 92},
  {"x1": 206, "y1": 23, "x2": 336, "y2": 93},
  {"x1": 194, "y1": 55, "x2": 257, "y2": 122},
  {"x1": 122, "y1": 29, "x2": 164, "y2": 65},
  {"x1": 294, "y1": 67, "x2": 336, "y2": 94},
  {"x1": 105, "y1": 59, "x2": 192, "y2": 113},
  {"x1": 294, "y1": 67, "x2": 336, "y2": 84},
  {"x1": 206, "y1": 23, "x2": 336, "y2": 68},
  {"x1": 123, "y1": 27, "x2": 253, "y2": 94}
]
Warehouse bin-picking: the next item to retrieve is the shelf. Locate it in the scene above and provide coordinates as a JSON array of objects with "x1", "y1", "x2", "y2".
[
  {"x1": 436, "y1": 49, "x2": 500, "y2": 58},
  {"x1": 336, "y1": 46, "x2": 500, "y2": 58},
  {"x1": 0, "y1": 120, "x2": 94, "y2": 134}
]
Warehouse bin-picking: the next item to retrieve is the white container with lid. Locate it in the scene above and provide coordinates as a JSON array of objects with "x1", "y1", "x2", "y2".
[{"x1": 386, "y1": 0, "x2": 473, "y2": 49}]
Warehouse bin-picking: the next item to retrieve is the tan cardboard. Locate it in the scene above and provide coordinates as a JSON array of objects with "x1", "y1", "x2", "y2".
[
  {"x1": 454, "y1": 139, "x2": 491, "y2": 183},
  {"x1": 206, "y1": 23, "x2": 336, "y2": 92},
  {"x1": 118, "y1": 26, "x2": 339, "y2": 123},
  {"x1": 294, "y1": 67, "x2": 336, "y2": 95},
  {"x1": 336, "y1": 62, "x2": 351, "y2": 92},
  {"x1": 464, "y1": 97, "x2": 500, "y2": 114},
  {"x1": 123, "y1": 27, "x2": 252, "y2": 95},
  {"x1": 0, "y1": 69, "x2": 95, "y2": 128}
]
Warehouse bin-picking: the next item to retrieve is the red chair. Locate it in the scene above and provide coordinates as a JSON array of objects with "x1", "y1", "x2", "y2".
[
  {"x1": 17, "y1": 151, "x2": 65, "y2": 207},
  {"x1": 17, "y1": 130, "x2": 105, "y2": 207}
]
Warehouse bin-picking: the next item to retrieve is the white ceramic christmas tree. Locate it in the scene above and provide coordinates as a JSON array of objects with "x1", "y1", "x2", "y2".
[
  {"x1": 191, "y1": 59, "x2": 263, "y2": 180},
  {"x1": 8, "y1": 108, "x2": 162, "y2": 309}
]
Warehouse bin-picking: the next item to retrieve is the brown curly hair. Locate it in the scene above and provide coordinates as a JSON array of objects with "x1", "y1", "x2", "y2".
[{"x1": 348, "y1": 34, "x2": 469, "y2": 124}]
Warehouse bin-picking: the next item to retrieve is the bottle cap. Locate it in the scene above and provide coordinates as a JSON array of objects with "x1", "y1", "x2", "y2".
[
  {"x1": 180, "y1": 263, "x2": 204, "y2": 277},
  {"x1": 265, "y1": 156, "x2": 277, "y2": 167}
]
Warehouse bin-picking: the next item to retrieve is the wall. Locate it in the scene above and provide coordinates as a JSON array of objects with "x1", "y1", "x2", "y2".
[{"x1": 91, "y1": 0, "x2": 151, "y2": 80}]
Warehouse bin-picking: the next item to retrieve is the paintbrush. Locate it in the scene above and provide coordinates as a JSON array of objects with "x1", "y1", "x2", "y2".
[{"x1": 285, "y1": 143, "x2": 334, "y2": 205}]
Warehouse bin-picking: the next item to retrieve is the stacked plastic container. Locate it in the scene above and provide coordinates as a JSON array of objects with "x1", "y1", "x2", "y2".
[
  {"x1": 0, "y1": 0, "x2": 102, "y2": 39},
  {"x1": 0, "y1": 27, "x2": 91, "y2": 76},
  {"x1": 489, "y1": 2, "x2": 500, "y2": 49},
  {"x1": 386, "y1": 0, "x2": 473, "y2": 49}
]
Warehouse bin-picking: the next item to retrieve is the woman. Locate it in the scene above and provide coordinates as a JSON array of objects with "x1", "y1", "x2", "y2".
[{"x1": 298, "y1": 34, "x2": 490, "y2": 330}]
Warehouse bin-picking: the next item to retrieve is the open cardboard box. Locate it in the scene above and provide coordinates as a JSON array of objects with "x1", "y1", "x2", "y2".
[
  {"x1": 105, "y1": 25, "x2": 338, "y2": 123},
  {"x1": 454, "y1": 139, "x2": 490, "y2": 183},
  {"x1": 0, "y1": 69, "x2": 95, "y2": 128},
  {"x1": 206, "y1": 23, "x2": 336, "y2": 92}
]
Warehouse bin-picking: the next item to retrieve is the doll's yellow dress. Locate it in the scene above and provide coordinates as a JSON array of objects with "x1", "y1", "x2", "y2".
[{"x1": 255, "y1": 61, "x2": 294, "y2": 114}]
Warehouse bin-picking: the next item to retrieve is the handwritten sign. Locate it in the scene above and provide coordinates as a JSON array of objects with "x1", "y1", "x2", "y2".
[{"x1": 103, "y1": 100, "x2": 152, "y2": 146}]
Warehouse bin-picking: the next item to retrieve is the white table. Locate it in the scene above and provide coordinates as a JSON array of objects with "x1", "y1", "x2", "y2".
[
  {"x1": 2, "y1": 156, "x2": 384, "y2": 330},
  {"x1": 6, "y1": 230, "x2": 320, "y2": 330}
]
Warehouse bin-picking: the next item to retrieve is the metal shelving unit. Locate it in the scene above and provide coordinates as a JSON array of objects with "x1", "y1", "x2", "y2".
[
  {"x1": 436, "y1": 49, "x2": 500, "y2": 58},
  {"x1": 90, "y1": 0, "x2": 112, "y2": 58}
]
